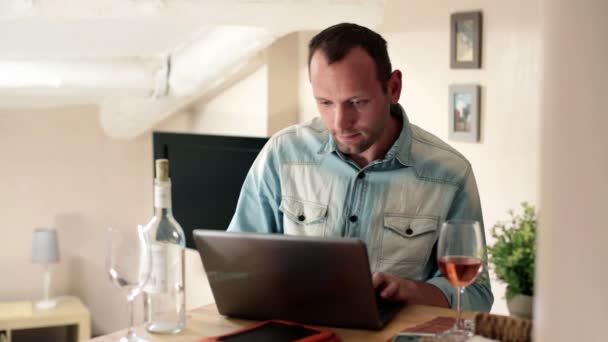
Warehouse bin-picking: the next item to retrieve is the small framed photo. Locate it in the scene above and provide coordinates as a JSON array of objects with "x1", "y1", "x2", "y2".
[
  {"x1": 450, "y1": 11, "x2": 482, "y2": 69},
  {"x1": 449, "y1": 84, "x2": 480, "y2": 142}
]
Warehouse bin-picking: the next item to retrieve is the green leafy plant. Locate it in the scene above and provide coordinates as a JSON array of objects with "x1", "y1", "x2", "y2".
[{"x1": 487, "y1": 202, "x2": 537, "y2": 299}]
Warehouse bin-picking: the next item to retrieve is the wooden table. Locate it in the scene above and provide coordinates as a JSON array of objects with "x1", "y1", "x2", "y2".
[
  {"x1": 91, "y1": 303, "x2": 473, "y2": 342},
  {"x1": 0, "y1": 296, "x2": 91, "y2": 342}
]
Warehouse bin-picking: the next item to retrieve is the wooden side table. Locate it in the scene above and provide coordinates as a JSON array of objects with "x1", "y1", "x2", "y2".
[{"x1": 0, "y1": 296, "x2": 91, "y2": 342}]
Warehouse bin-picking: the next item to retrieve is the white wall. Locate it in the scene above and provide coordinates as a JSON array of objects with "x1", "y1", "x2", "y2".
[
  {"x1": 0, "y1": 105, "x2": 143, "y2": 334},
  {"x1": 298, "y1": 0, "x2": 541, "y2": 315},
  {"x1": 267, "y1": 33, "x2": 300, "y2": 135},
  {"x1": 0, "y1": 106, "x2": 209, "y2": 335},
  {"x1": 536, "y1": 0, "x2": 608, "y2": 340},
  {"x1": 189, "y1": 63, "x2": 269, "y2": 137},
  {"x1": 190, "y1": 33, "x2": 300, "y2": 136}
]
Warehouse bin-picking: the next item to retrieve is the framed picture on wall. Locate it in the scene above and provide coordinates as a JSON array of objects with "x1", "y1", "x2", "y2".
[
  {"x1": 449, "y1": 84, "x2": 480, "y2": 142},
  {"x1": 450, "y1": 11, "x2": 482, "y2": 68}
]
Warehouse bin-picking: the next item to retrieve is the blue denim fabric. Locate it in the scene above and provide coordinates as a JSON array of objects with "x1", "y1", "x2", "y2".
[{"x1": 228, "y1": 104, "x2": 493, "y2": 312}]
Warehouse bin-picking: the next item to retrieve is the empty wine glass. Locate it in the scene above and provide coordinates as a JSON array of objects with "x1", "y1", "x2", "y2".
[
  {"x1": 106, "y1": 225, "x2": 151, "y2": 342},
  {"x1": 437, "y1": 220, "x2": 485, "y2": 341}
]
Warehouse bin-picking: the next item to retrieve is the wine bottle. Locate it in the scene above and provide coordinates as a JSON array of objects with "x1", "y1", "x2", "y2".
[{"x1": 142, "y1": 159, "x2": 186, "y2": 334}]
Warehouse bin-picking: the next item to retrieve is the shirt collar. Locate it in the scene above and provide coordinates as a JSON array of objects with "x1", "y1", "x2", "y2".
[
  {"x1": 387, "y1": 104, "x2": 413, "y2": 167},
  {"x1": 317, "y1": 103, "x2": 413, "y2": 167},
  {"x1": 317, "y1": 132, "x2": 336, "y2": 155}
]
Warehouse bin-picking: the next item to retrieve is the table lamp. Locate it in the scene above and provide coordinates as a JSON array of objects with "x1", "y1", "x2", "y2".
[{"x1": 31, "y1": 228, "x2": 60, "y2": 310}]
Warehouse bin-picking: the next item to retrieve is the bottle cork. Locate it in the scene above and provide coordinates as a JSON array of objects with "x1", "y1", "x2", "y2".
[{"x1": 155, "y1": 159, "x2": 169, "y2": 181}]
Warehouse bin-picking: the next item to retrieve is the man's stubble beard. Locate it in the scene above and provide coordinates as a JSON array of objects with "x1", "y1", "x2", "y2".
[
  {"x1": 334, "y1": 103, "x2": 390, "y2": 156},
  {"x1": 334, "y1": 124, "x2": 384, "y2": 156}
]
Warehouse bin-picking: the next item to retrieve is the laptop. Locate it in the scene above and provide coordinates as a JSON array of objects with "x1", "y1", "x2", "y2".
[{"x1": 192, "y1": 229, "x2": 404, "y2": 330}]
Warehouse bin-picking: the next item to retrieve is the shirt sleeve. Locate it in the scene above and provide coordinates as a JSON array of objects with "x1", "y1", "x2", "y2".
[
  {"x1": 227, "y1": 137, "x2": 283, "y2": 233},
  {"x1": 426, "y1": 165, "x2": 494, "y2": 312}
]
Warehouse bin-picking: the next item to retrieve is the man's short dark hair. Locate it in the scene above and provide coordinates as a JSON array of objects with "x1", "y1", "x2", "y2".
[{"x1": 308, "y1": 23, "x2": 392, "y2": 92}]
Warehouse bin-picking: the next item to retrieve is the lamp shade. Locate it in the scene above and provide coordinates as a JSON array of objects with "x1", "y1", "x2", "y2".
[{"x1": 31, "y1": 228, "x2": 59, "y2": 264}]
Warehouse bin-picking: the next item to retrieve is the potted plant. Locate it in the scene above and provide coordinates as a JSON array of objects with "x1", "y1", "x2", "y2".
[{"x1": 487, "y1": 202, "x2": 537, "y2": 319}]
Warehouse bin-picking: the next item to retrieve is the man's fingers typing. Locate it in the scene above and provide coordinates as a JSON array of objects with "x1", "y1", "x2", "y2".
[
  {"x1": 371, "y1": 272, "x2": 385, "y2": 288},
  {"x1": 381, "y1": 281, "x2": 399, "y2": 299}
]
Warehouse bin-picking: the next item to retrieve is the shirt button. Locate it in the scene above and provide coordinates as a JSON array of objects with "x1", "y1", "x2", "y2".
[
  {"x1": 357, "y1": 173, "x2": 365, "y2": 179},
  {"x1": 405, "y1": 228, "x2": 414, "y2": 235},
  {"x1": 349, "y1": 215, "x2": 358, "y2": 223},
  {"x1": 298, "y1": 215, "x2": 306, "y2": 222}
]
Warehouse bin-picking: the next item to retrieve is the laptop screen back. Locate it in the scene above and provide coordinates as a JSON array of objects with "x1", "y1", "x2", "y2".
[{"x1": 193, "y1": 230, "x2": 387, "y2": 329}]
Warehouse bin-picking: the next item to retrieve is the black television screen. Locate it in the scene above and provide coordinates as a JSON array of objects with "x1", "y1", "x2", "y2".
[{"x1": 153, "y1": 132, "x2": 268, "y2": 249}]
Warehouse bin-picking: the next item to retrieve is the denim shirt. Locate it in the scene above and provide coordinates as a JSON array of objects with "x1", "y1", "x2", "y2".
[{"x1": 228, "y1": 104, "x2": 493, "y2": 312}]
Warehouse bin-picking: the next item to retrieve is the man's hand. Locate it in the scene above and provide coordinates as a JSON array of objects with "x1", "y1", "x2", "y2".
[
  {"x1": 372, "y1": 272, "x2": 409, "y2": 301},
  {"x1": 372, "y1": 272, "x2": 450, "y2": 308}
]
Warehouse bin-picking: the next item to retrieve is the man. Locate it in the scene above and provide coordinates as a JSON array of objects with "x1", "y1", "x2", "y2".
[{"x1": 228, "y1": 23, "x2": 493, "y2": 311}]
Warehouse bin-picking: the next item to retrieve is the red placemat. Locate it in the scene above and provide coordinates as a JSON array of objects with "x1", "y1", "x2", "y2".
[
  {"x1": 199, "y1": 319, "x2": 340, "y2": 342},
  {"x1": 400, "y1": 316, "x2": 455, "y2": 334}
]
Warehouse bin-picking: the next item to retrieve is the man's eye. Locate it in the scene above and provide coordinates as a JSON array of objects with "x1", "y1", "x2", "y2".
[
  {"x1": 319, "y1": 101, "x2": 332, "y2": 106},
  {"x1": 352, "y1": 100, "x2": 369, "y2": 107}
]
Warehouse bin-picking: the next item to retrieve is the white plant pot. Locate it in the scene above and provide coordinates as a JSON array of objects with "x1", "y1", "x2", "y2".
[{"x1": 507, "y1": 294, "x2": 533, "y2": 319}]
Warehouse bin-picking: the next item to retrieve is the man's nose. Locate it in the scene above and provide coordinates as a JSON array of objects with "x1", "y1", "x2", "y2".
[{"x1": 334, "y1": 104, "x2": 354, "y2": 131}]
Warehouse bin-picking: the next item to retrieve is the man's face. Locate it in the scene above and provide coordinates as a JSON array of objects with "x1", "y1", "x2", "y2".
[{"x1": 310, "y1": 47, "x2": 400, "y2": 157}]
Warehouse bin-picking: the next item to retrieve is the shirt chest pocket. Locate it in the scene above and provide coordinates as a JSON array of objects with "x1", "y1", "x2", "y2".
[
  {"x1": 380, "y1": 214, "x2": 438, "y2": 264},
  {"x1": 279, "y1": 197, "x2": 328, "y2": 237}
]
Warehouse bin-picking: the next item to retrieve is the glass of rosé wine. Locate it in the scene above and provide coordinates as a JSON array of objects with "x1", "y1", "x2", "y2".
[{"x1": 437, "y1": 220, "x2": 485, "y2": 341}]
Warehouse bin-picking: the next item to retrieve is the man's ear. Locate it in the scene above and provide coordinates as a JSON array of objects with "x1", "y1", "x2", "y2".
[{"x1": 388, "y1": 70, "x2": 402, "y2": 104}]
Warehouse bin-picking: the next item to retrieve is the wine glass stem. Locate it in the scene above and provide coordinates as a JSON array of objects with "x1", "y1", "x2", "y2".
[
  {"x1": 455, "y1": 286, "x2": 463, "y2": 330},
  {"x1": 126, "y1": 296, "x2": 136, "y2": 340}
]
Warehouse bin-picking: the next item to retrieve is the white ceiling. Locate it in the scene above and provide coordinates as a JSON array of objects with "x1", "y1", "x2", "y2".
[
  {"x1": 0, "y1": 0, "x2": 385, "y2": 59},
  {"x1": 0, "y1": 18, "x2": 205, "y2": 58},
  {"x1": 0, "y1": 0, "x2": 385, "y2": 138}
]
